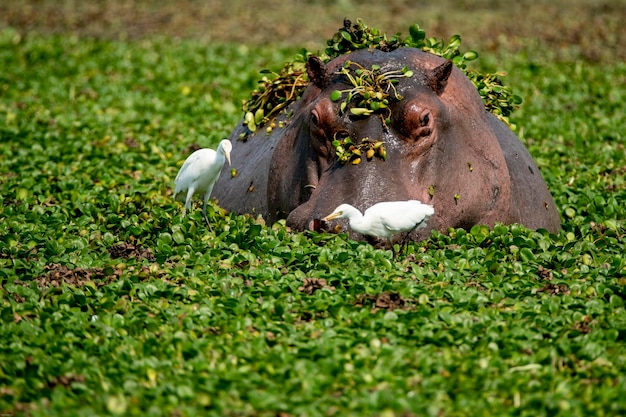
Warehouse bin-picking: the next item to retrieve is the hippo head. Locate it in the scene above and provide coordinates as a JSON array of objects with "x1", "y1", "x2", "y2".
[{"x1": 213, "y1": 47, "x2": 560, "y2": 241}]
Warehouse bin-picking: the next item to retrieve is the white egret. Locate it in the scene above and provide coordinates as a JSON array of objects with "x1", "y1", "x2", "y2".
[
  {"x1": 323, "y1": 200, "x2": 434, "y2": 258},
  {"x1": 174, "y1": 139, "x2": 232, "y2": 228}
]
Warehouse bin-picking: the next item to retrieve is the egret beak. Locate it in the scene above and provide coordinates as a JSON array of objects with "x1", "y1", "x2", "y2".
[
  {"x1": 225, "y1": 151, "x2": 232, "y2": 166},
  {"x1": 322, "y1": 211, "x2": 342, "y2": 222}
]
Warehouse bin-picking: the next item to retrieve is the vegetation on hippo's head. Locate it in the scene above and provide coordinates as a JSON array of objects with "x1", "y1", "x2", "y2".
[
  {"x1": 242, "y1": 18, "x2": 523, "y2": 138},
  {"x1": 241, "y1": 61, "x2": 308, "y2": 135},
  {"x1": 327, "y1": 60, "x2": 412, "y2": 165},
  {"x1": 330, "y1": 60, "x2": 413, "y2": 120},
  {"x1": 326, "y1": 18, "x2": 475, "y2": 67},
  {"x1": 333, "y1": 135, "x2": 386, "y2": 165}
]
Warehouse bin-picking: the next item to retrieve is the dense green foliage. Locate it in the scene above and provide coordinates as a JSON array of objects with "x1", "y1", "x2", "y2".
[{"x1": 1, "y1": 26, "x2": 625, "y2": 417}]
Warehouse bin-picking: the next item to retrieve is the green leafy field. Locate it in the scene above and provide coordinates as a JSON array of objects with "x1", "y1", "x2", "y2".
[{"x1": 1, "y1": 16, "x2": 626, "y2": 417}]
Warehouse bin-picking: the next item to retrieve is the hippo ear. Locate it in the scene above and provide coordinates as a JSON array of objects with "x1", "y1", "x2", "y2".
[
  {"x1": 306, "y1": 56, "x2": 328, "y2": 88},
  {"x1": 428, "y1": 60, "x2": 453, "y2": 94}
]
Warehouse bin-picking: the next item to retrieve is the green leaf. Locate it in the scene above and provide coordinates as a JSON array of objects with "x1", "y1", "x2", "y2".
[
  {"x1": 463, "y1": 50, "x2": 479, "y2": 60},
  {"x1": 409, "y1": 23, "x2": 426, "y2": 42},
  {"x1": 448, "y1": 34, "x2": 462, "y2": 49},
  {"x1": 350, "y1": 107, "x2": 373, "y2": 116},
  {"x1": 340, "y1": 30, "x2": 352, "y2": 41}
]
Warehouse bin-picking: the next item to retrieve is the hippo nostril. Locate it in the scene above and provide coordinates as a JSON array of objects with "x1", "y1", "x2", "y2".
[
  {"x1": 309, "y1": 218, "x2": 324, "y2": 232},
  {"x1": 309, "y1": 218, "x2": 342, "y2": 233}
]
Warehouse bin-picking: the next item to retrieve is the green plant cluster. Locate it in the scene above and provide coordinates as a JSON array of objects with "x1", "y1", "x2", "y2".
[
  {"x1": 242, "y1": 18, "x2": 522, "y2": 138},
  {"x1": 326, "y1": 19, "x2": 479, "y2": 69},
  {"x1": 332, "y1": 136, "x2": 386, "y2": 165},
  {"x1": 330, "y1": 61, "x2": 412, "y2": 119},
  {"x1": 324, "y1": 17, "x2": 405, "y2": 55},
  {"x1": 1, "y1": 28, "x2": 626, "y2": 416},
  {"x1": 326, "y1": 60, "x2": 413, "y2": 165},
  {"x1": 469, "y1": 71, "x2": 524, "y2": 128},
  {"x1": 241, "y1": 61, "x2": 308, "y2": 134}
]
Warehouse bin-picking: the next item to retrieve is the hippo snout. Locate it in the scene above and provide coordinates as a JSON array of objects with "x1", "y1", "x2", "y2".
[
  {"x1": 288, "y1": 205, "x2": 345, "y2": 234},
  {"x1": 289, "y1": 210, "x2": 332, "y2": 234}
]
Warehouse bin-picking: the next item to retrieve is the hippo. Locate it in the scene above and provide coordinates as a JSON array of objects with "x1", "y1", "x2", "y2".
[{"x1": 213, "y1": 47, "x2": 560, "y2": 242}]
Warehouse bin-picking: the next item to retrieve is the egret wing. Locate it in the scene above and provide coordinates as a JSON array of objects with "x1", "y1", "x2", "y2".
[
  {"x1": 174, "y1": 149, "x2": 217, "y2": 197},
  {"x1": 369, "y1": 201, "x2": 433, "y2": 233}
]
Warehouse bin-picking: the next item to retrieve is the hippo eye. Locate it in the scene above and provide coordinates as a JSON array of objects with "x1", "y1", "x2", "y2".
[
  {"x1": 419, "y1": 109, "x2": 432, "y2": 127},
  {"x1": 311, "y1": 110, "x2": 320, "y2": 127}
]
